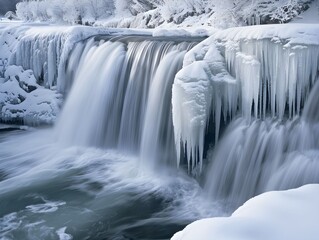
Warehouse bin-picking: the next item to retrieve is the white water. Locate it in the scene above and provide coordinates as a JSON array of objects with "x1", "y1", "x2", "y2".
[
  {"x1": 0, "y1": 129, "x2": 219, "y2": 239},
  {"x1": 1, "y1": 36, "x2": 220, "y2": 240},
  {"x1": 1, "y1": 29, "x2": 319, "y2": 239},
  {"x1": 140, "y1": 50, "x2": 185, "y2": 169},
  {"x1": 56, "y1": 37, "x2": 195, "y2": 169},
  {"x1": 205, "y1": 78, "x2": 319, "y2": 210}
]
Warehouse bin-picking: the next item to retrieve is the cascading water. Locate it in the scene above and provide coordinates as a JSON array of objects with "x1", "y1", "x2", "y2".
[
  {"x1": 56, "y1": 36, "x2": 195, "y2": 164},
  {"x1": 1, "y1": 24, "x2": 319, "y2": 240},
  {"x1": 0, "y1": 35, "x2": 220, "y2": 240},
  {"x1": 204, "y1": 78, "x2": 319, "y2": 210}
]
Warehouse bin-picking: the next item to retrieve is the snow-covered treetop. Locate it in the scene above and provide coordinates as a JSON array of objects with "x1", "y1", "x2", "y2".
[{"x1": 14, "y1": 0, "x2": 315, "y2": 28}]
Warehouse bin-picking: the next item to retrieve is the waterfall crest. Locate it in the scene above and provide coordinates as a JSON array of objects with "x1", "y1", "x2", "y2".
[{"x1": 56, "y1": 36, "x2": 196, "y2": 169}]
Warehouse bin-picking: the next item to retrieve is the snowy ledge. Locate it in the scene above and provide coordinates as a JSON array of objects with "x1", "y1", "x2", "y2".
[
  {"x1": 172, "y1": 184, "x2": 319, "y2": 240},
  {"x1": 214, "y1": 23, "x2": 319, "y2": 45}
]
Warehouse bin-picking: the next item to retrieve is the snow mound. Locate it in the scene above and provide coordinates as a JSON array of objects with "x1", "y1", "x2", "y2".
[
  {"x1": 172, "y1": 184, "x2": 319, "y2": 240},
  {"x1": 0, "y1": 65, "x2": 62, "y2": 125}
]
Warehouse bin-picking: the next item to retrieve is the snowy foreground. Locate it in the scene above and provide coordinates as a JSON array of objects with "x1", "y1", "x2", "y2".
[{"x1": 172, "y1": 184, "x2": 319, "y2": 240}]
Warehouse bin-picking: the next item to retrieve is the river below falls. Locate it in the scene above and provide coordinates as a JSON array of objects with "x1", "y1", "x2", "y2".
[{"x1": 0, "y1": 127, "x2": 221, "y2": 240}]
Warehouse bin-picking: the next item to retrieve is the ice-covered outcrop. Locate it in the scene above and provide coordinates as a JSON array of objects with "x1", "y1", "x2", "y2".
[
  {"x1": 172, "y1": 37, "x2": 238, "y2": 172},
  {"x1": 172, "y1": 24, "x2": 319, "y2": 172},
  {"x1": 0, "y1": 65, "x2": 62, "y2": 124},
  {"x1": 172, "y1": 184, "x2": 319, "y2": 240},
  {"x1": 0, "y1": 24, "x2": 111, "y2": 92},
  {"x1": 0, "y1": 24, "x2": 111, "y2": 124}
]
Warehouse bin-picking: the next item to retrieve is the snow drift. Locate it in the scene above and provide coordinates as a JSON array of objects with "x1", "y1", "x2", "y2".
[{"x1": 172, "y1": 184, "x2": 319, "y2": 240}]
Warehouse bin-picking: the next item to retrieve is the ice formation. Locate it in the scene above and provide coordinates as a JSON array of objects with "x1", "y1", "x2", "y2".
[
  {"x1": 1, "y1": 22, "x2": 319, "y2": 175},
  {"x1": 172, "y1": 24, "x2": 319, "y2": 172},
  {"x1": 172, "y1": 37, "x2": 238, "y2": 172},
  {"x1": 0, "y1": 24, "x2": 111, "y2": 124}
]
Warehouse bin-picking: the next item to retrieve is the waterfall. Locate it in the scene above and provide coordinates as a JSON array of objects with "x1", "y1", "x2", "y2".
[
  {"x1": 140, "y1": 50, "x2": 185, "y2": 169},
  {"x1": 56, "y1": 36, "x2": 196, "y2": 168},
  {"x1": 204, "y1": 78, "x2": 319, "y2": 210},
  {"x1": 51, "y1": 32, "x2": 319, "y2": 210}
]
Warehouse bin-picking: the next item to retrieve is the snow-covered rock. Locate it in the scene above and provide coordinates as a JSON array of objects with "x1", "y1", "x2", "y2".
[
  {"x1": 0, "y1": 65, "x2": 62, "y2": 125},
  {"x1": 172, "y1": 184, "x2": 319, "y2": 240},
  {"x1": 0, "y1": 23, "x2": 114, "y2": 125}
]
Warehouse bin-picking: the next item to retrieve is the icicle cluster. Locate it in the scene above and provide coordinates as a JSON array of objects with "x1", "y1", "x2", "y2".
[
  {"x1": 172, "y1": 25, "x2": 319, "y2": 173},
  {"x1": 172, "y1": 38, "x2": 238, "y2": 172},
  {"x1": 10, "y1": 33, "x2": 64, "y2": 89},
  {"x1": 224, "y1": 39, "x2": 319, "y2": 119}
]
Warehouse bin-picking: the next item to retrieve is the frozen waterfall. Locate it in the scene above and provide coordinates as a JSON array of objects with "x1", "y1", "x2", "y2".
[
  {"x1": 172, "y1": 28, "x2": 319, "y2": 173},
  {"x1": 3, "y1": 23, "x2": 319, "y2": 240}
]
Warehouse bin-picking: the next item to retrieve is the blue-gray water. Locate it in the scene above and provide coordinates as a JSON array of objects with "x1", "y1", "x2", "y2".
[{"x1": 0, "y1": 128, "x2": 221, "y2": 240}]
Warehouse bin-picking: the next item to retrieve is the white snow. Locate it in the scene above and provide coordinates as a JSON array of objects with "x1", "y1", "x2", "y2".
[
  {"x1": 172, "y1": 184, "x2": 319, "y2": 240},
  {"x1": 0, "y1": 65, "x2": 62, "y2": 125}
]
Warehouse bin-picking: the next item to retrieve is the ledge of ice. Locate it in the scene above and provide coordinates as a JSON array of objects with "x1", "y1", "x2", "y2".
[
  {"x1": 172, "y1": 184, "x2": 319, "y2": 240},
  {"x1": 172, "y1": 24, "x2": 319, "y2": 172}
]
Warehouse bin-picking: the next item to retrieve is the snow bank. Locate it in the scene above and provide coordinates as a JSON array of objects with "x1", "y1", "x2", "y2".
[
  {"x1": 214, "y1": 23, "x2": 319, "y2": 45},
  {"x1": 153, "y1": 28, "x2": 212, "y2": 38},
  {"x1": 172, "y1": 184, "x2": 319, "y2": 240},
  {"x1": 172, "y1": 23, "x2": 319, "y2": 172},
  {"x1": 0, "y1": 65, "x2": 62, "y2": 125}
]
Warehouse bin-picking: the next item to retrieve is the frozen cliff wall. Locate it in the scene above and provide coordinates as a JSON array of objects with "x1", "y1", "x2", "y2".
[
  {"x1": 0, "y1": 24, "x2": 110, "y2": 125},
  {"x1": 172, "y1": 24, "x2": 319, "y2": 172}
]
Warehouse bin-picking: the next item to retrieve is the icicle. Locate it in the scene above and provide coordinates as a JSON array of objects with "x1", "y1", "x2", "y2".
[
  {"x1": 235, "y1": 52, "x2": 261, "y2": 120},
  {"x1": 173, "y1": 27, "x2": 319, "y2": 174},
  {"x1": 172, "y1": 40, "x2": 238, "y2": 173}
]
